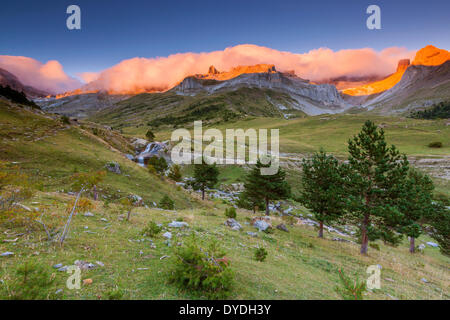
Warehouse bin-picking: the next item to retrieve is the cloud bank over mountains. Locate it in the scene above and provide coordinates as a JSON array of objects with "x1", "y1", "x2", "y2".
[
  {"x1": 1, "y1": 44, "x2": 415, "y2": 94},
  {"x1": 0, "y1": 56, "x2": 82, "y2": 94}
]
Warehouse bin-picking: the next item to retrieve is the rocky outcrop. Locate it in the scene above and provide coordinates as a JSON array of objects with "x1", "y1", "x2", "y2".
[
  {"x1": 363, "y1": 60, "x2": 450, "y2": 113},
  {"x1": 397, "y1": 59, "x2": 410, "y2": 72},
  {"x1": 412, "y1": 45, "x2": 450, "y2": 66},
  {"x1": 342, "y1": 59, "x2": 410, "y2": 96}
]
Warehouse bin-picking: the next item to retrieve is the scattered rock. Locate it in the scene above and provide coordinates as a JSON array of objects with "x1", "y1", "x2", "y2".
[
  {"x1": 246, "y1": 232, "x2": 258, "y2": 237},
  {"x1": 0, "y1": 252, "x2": 14, "y2": 257},
  {"x1": 74, "y1": 260, "x2": 96, "y2": 270},
  {"x1": 386, "y1": 293, "x2": 398, "y2": 300},
  {"x1": 83, "y1": 212, "x2": 94, "y2": 217},
  {"x1": 224, "y1": 218, "x2": 242, "y2": 231},
  {"x1": 130, "y1": 194, "x2": 143, "y2": 206},
  {"x1": 332, "y1": 237, "x2": 350, "y2": 242},
  {"x1": 418, "y1": 244, "x2": 426, "y2": 251},
  {"x1": 100, "y1": 218, "x2": 108, "y2": 222},
  {"x1": 276, "y1": 223, "x2": 289, "y2": 232},
  {"x1": 252, "y1": 218, "x2": 271, "y2": 232},
  {"x1": 96, "y1": 261, "x2": 105, "y2": 267},
  {"x1": 131, "y1": 138, "x2": 149, "y2": 152},
  {"x1": 160, "y1": 255, "x2": 169, "y2": 260},
  {"x1": 426, "y1": 242, "x2": 439, "y2": 247},
  {"x1": 53, "y1": 263, "x2": 63, "y2": 269},
  {"x1": 163, "y1": 232, "x2": 172, "y2": 239},
  {"x1": 105, "y1": 161, "x2": 121, "y2": 174},
  {"x1": 58, "y1": 266, "x2": 68, "y2": 272},
  {"x1": 385, "y1": 278, "x2": 395, "y2": 283},
  {"x1": 421, "y1": 278, "x2": 429, "y2": 283},
  {"x1": 168, "y1": 221, "x2": 189, "y2": 228}
]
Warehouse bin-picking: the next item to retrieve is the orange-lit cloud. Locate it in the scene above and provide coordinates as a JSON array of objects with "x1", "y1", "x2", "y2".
[
  {"x1": 0, "y1": 56, "x2": 81, "y2": 94},
  {"x1": 1, "y1": 45, "x2": 416, "y2": 95},
  {"x1": 77, "y1": 71, "x2": 100, "y2": 83},
  {"x1": 84, "y1": 44, "x2": 416, "y2": 94}
]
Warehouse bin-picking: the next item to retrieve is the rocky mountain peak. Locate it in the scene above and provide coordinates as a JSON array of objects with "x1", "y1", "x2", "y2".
[
  {"x1": 396, "y1": 59, "x2": 410, "y2": 72},
  {"x1": 412, "y1": 45, "x2": 450, "y2": 66},
  {"x1": 208, "y1": 65, "x2": 219, "y2": 74}
]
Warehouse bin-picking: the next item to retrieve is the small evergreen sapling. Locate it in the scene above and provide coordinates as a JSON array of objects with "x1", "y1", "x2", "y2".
[
  {"x1": 300, "y1": 151, "x2": 345, "y2": 238},
  {"x1": 224, "y1": 207, "x2": 237, "y2": 219},
  {"x1": 335, "y1": 269, "x2": 366, "y2": 300},
  {"x1": 254, "y1": 247, "x2": 268, "y2": 262},
  {"x1": 159, "y1": 195, "x2": 175, "y2": 210}
]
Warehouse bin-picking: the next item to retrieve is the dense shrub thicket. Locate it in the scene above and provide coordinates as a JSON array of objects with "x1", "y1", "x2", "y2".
[{"x1": 410, "y1": 101, "x2": 450, "y2": 119}]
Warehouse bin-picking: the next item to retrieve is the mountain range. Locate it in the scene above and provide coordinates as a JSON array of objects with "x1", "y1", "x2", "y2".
[{"x1": 1, "y1": 45, "x2": 449, "y2": 121}]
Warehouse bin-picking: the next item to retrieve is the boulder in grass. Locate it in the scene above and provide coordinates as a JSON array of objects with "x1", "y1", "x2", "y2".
[
  {"x1": 224, "y1": 218, "x2": 242, "y2": 230},
  {"x1": 168, "y1": 221, "x2": 189, "y2": 228},
  {"x1": 252, "y1": 217, "x2": 271, "y2": 231},
  {"x1": 276, "y1": 223, "x2": 289, "y2": 232}
]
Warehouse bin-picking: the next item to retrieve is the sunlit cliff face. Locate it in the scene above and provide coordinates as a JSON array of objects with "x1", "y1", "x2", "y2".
[
  {"x1": 412, "y1": 45, "x2": 450, "y2": 66},
  {"x1": 342, "y1": 59, "x2": 410, "y2": 96},
  {"x1": 342, "y1": 45, "x2": 450, "y2": 96}
]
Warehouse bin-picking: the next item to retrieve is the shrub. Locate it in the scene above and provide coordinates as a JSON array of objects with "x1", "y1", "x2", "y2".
[
  {"x1": 61, "y1": 115, "x2": 70, "y2": 124},
  {"x1": 335, "y1": 269, "x2": 366, "y2": 300},
  {"x1": 168, "y1": 164, "x2": 182, "y2": 181},
  {"x1": 224, "y1": 207, "x2": 237, "y2": 219},
  {"x1": 159, "y1": 195, "x2": 174, "y2": 210},
  {"x1": 254, "y1": 247, "x2": 268, "y2": 262},
  {"x1": 66, "y1": 197, "x2": 94, "y2": 215},
  {"x1": 148, "y1": 165, "x2": 157, "y2": 175},
  {"x1": 147, "y1": 157, "x2": 168, "y2": 175},
  {"x1": 141, "y1": 221, "x2": 162, "y2": 237},
  {"x1": 369, "y1": 243, "x2": 380, "y2": 251},
  {"x1": 428, "y1": 141, "x2": 443, "y2": 148},
  {"x1": 106, "y1": 288, "x2": 124, "y2": 300},
  {"x1": 282, "y1": 215, "x2": 296, "y2": 226},
  {"x1": 169, "y1": 236, "x2": 233, "y2": 299},
  {"x1": 1, "y1": 260, "x2": 55, "y2": 300}
]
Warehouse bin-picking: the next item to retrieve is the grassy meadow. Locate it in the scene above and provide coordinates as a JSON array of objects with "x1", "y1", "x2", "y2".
[
  {"x1": 1, "y1": 192, "x2": 449, "y2": 300},
  {"x1": 1, "y1": 99, "x2": 449, "y2": 300}
]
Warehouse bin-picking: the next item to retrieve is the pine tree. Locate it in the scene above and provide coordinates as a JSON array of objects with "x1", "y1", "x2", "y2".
[
  {"x1": 429, "y1": 202, "x2": 450, "y2": 257},
  {"x1": 300, "y1": 151, "x2": 345, "y2": 238},
  {"x1": 243, "y1": 159, "x2": 291, "y2": 216},
  {"x1": 237, "y1": 190, "x2": 265, "y2": 213},
  {"x1": 395, "y1": 169, "x2": 434, "y2": 253},
  {"x1": 344, "y1": 120, "x2": 409, "y2": 254},
  {"x1": 190, "y1": 159, "x2": 219, "y2": 200}
]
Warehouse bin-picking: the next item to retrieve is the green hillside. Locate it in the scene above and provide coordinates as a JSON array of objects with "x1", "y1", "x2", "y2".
[
  {"x1": 0, "y1": 99, "x2": 193, "y2": 207},
  {"x1": 90, "y1": 88, "x2": 305, "y2": 128}
]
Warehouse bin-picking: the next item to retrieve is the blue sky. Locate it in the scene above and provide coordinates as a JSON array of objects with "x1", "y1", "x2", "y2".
[{"x1": 1, "y1": 0, "x2": 449, "y2": 77}]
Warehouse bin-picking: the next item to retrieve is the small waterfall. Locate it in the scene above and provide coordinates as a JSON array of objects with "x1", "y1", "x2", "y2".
[{"x1": 136, "y1": 142, "x2": 166, "y2": 167}]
